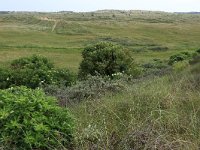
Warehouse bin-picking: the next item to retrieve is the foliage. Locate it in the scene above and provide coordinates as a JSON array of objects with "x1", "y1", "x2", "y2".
[
  {"x1": 9, "y1": 55, "x2": 54, "y2": 88},
  {"x1": 0, "y1": 68, "x2": 11, "y2": 89},
  {"x1": 148, "y1": 46, "x2": 169, "y2": 51},
  {"x1": 172, "y1": 60, "x2": 190, "y2": 72},
  {"x1": 72, "y1": 74, "x2": 200, "y2": 149},
  {"x1": 142, "y1": 59, "x2": 172, "y2": 76},
  {"x1": 196, "y1": 48, "x2": 200, "y2": 54},
  {"x1": 168, "y1": 51, "x2": 192, "y2": 65},
  {"x1": 44, "y1": 75, "x2": 125, "y2": 107},
  {"x1": 52, "y1": 68, "x2": 77, "y2": 87},
  {"x1": 142, "y1": 59, "x2": 168, "y2": 69},
  {"x1": 189, "y1": 53, "x2": 200, "y2": 65},
  {"x1": 0, "y1": 86, "x2": 74, "y2": 150},
  {"x1": 188, "y1": 56, "x2": 200, "y2": 88},
  {"x1": 78, "y1": 42, "x2": 139, "y2": 79},
  {"x1": 0, "y1": 55, "x2": 76, "y2": 89},
  {"x1": 11, "y1": 55, "x2": 54, "y2": 70}
]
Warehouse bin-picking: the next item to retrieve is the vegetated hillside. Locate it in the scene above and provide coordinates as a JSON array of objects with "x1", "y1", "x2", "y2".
[
  {"x1": 0, "y1": 10, "x2": 200, "y2": 71},
  {"x1": 1, "y1": 10, "x2": 200, "y2": 149}
]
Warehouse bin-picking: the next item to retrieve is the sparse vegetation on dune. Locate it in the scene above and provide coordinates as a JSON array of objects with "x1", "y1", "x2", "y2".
[{"x1": 0, "y1": 10, "x2": 200, "y2": 149}]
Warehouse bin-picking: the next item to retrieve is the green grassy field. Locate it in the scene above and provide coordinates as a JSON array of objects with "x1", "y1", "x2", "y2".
[{"x1": 1, "y1": 11, "x2": 200, "y2": 71}]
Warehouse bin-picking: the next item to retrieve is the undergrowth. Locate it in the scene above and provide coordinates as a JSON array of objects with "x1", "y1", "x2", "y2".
[{"x1": 71, "y1": 68, "x2": 200, "y2": 149}]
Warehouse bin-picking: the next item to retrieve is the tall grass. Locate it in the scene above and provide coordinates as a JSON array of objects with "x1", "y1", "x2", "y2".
[{"x1": 70, "y1": 70, "x2": 200, "y2": 149}]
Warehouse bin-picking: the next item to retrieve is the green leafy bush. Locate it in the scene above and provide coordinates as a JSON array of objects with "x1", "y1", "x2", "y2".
[
  {"x1": 11, "y1": 55, "x2": 54, "y2": 70},
  {"x1": 78, "y1": 42, "x2": 140, "y2": 79},
  {"x1": 148, "y1": 46, "x2": 169, "y2": 51},
  {"x1": 143, "y1": 59, "x2": 168, "y2": 69},
  {"x1": 168, "y1": 52, "x2": 192, "y2": 65},
  {"x1": 0, "y1": 68, "x2": 11, "y2": 89},
  {"x1": 9, "y1": 55, "x2": 55, "y2": 88},
  {"x1": 0, "y1": 86, "x2": 74, "y2": 149},
  {"x1": 196, "y1": 48, "x2": 200, "y2": 54},
  {"x1": 190, "y1": 51, "x2": 200, "y2": 65},
  {"x1": 0, "y1": 55, "x2": 76, "y2": 89},
  {"x1": 52, "y1": 69, "x2": 77, "y2": 87},
  {"x1": 191, "y1": 63, "x2": 200, "y2": 88},
  {"x1": 44, "y1": 75, "x2": 125, "y2": 106},
  {"x1": 173, "y1": 60, "x2": 190, "y2": 72}
]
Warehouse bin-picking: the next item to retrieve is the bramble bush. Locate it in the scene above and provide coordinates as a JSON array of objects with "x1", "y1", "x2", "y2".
[
  {"x1": 0, "y1": 86, "x2": 74, "y2": 150},
  {"x1": 78, "y1": 42, "x2": 141, "y2": 79}
]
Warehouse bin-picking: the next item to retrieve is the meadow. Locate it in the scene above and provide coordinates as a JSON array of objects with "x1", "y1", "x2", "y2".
[{"x1": 0, "y1": 10, "x2": 200, "y2": 149}]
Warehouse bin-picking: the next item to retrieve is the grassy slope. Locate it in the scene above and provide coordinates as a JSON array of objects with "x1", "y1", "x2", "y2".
[
  {"x1": 0, "y1": 11, "x2": 200, "y2": 71},
  {"x1": 71, "y1": 69, "x2": 200, "y2": 149}
]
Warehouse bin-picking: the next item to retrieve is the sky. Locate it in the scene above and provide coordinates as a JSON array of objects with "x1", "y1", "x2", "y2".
[{"x1": 0, "y1": 0, "x2": 200, "y2": 12}]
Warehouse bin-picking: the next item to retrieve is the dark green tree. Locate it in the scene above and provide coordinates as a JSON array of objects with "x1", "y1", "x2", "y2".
[{"x1": 79, "y1": 42, "x2": 139, "y2": 79}]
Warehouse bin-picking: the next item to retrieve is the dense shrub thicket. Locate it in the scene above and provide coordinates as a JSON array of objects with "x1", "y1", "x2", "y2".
[
  {"x1": 0, "y1": 55, "x2": 76, "y2": 89},
  {"x1": 78, "y1": 42, "x2": 141, "y2": 79},
  {"x1": 0, "y1": 86, "x2": 74, "y2": 150}
]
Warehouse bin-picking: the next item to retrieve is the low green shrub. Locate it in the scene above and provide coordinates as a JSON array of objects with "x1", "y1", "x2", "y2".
[
  {"x1": 44, "y1": 75, "x2": 125, "y2": 106},
  {"x1": 0, "y1": 86, "x2": 74, "y2": 150},
  {"x1": 189, "y1": 54, "x2": 200, "y2": 65},
  {"x1": 148, "y1": 46, "x2": 169, "y2": 51},
  {"x1": 11, "y1": 55, "x2": 54, "y2": 70},
  {"x1": 52, "y1": 68, "x2": 77, "y2": 87},
  {"x1": 196, "y1": 48, "x2": 200, "y2": 54},
  {"x1": 9, "y1": 55, "x2": 55, "y2": 88},
  {"x1": 0, "y1": 55, "x2": 76, "y2": 89},
  {"x1": 188, "y1": 57, "x2": 200, "y2": 88},
  {"x1": 143, "y1": 59, "x2": 168, "y2": 69},
  {"x1": 173, "y1": 60, "x2": 190, "y2": 72},
  {"x1": 168, "y1": 52, "x2": 192, "y2": 65},
  {"x1": 142, "y1": 59, "x2": 171, "y2": 76},
  {"x1": 0, "y1": 68, "x2": 11, "y2": 89}
]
